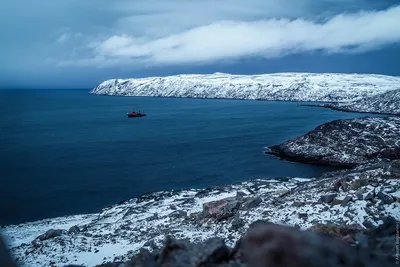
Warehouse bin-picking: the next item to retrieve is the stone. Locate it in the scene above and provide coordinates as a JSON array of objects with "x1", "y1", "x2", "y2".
[
  {"x1": 230, "y1": 216, "x2": 244, "y2": 231},
  {"x1": 168, "y1": 210, "x2": 187, "y2": 219},
  {"x1": 235, "y1": 191, "x2": 247, "y2": 201},
  {"x1": 169, "y1": 205, "x2": 177, "y2": 210},
  {"x1": 319, "y1": 193, "x2": 337, "y2": 204},
  {"x1": 202, "y1": 198, "x2": 240, "y2": 221},
  {"x1": 364, "y1": 192, "x2": 374, "y2": 200},
  {"x1": 377, "y1": 191, "x2": 395, "y2": 204},
  {"x1": 331, "y1": 198, "x2": 343, "y2": 206},
  {"x1": 340, "y1": 196, "x2": 352, "y2": 206},
  {"x1": 362, "y1": 219, "x2": 375, "y2": 229},
  {"x1": 243, "y1": 197, "x2": 262, "y2": 210},
  {"x1": 36, "y1": 229, "x2": 64, "y2": 241},
  {"x1": 146, "y1": 213, "x2": 159, "y2": 221},
  {"x1": 68, "y1": 226, "x2": 80, "y2": 234},
  {"x1": 350, "y1": 179, "x2": 369, "y2": 190},
  {"x1": 298, "y1": 213, "x2": 308, "y2": 219}
]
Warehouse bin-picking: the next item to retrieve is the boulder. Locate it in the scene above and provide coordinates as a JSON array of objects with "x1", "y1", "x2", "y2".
[
  {"x1": 169, "y1": 210, "x2": 187, "y2": 219},
  {"x1": 230, "y1": 216, "x2": 245, "y2": 231},
  {"x1": 36, "y1": 229, "x2": 65, "y2": 241},
  {"x1": 202, "y1": 198, "x2": 240, "y2": 221},
  {"x1": 377, "y1": 191, "x2": 395, "y2": 204},
  {"x1": 340, "y1": 196, "x2": 352, "y2": 206},
  {"x1": 68, "y1": 226, "x2": 80, "y2": 234},
  {"x1": 319, "y1": 193, "x2": 337, "y2": 204},
  {"x1": 243, "y1": 197, "x2": 262, "y2": 210}
]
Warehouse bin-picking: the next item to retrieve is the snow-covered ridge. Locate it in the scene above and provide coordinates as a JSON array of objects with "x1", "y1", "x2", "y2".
[
  {"x1": 323, "y1": 88, "x2": 400, "y2": 115},
  {"x1": 90, "y1": 72, "x2": 400, "y2": 102}
]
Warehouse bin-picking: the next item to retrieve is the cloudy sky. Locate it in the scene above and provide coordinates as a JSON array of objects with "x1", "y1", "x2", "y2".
[{"x1": 1, "y1": 0, "x2": 399, "y2": 89}]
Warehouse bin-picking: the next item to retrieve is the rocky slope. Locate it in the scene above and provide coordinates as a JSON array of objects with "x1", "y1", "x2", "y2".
[
  {"x1": 90, "y1": 72, "x2": 400, "y2": 103},
  {"x1": 321, "y1": 88, "x2": 400, "y2": 115},
  {"x1": 2, "y1": 159, "x2": 399, "y2": 267},
  {"x1": 266, "y1": 116, "x2": 400, "y2": 167}
]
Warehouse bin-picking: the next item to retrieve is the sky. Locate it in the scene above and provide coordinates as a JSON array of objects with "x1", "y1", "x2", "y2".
[{"x1": 1, "y1": 0, "x2": 399, "y2": 89}]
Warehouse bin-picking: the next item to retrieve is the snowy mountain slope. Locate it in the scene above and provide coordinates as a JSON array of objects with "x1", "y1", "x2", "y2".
[
  {"x1": 90, "y1": 72, "x2": 400, "y2": 102},
  {"x1": 323, "y1": 88, "x2": 400, "y2": 115}
]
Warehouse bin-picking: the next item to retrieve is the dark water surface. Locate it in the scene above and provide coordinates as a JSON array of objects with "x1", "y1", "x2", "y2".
[{"x1": 0, "y1": 90, "x2": 369, "y2": 225}]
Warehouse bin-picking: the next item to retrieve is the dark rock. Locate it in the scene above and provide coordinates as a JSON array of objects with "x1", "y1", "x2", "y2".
[
  {"x1": 266, "y1": 117, "x2": 400, "y2": 166},
  {"x1": 350, "y1": 179, "x2": 369, "y2": 190},
  {"x1": 155, "y1": 237, "x2": 230, "y2": 266},
  {"x1": 331, "y1": 198, "x2": 342, "y2": 206},
  {"x1": 146, "y1": 213, "x2": 158, "y2": 221},
  {"x1": 68, "y1": 226, "x2": 80, "y2": 234},
  {"x1": 298, "y1": 213, "x2": 308, "y2": 219},
  {"x1": 36, "y1": 229, "x2": 64, "y2": 241},
  {"x1": 169, "y1": 205, "x2": 177, "y2": 210},
  {"x1": 243, "y1": 197, "x2": 262, "y2": 210},
  {"x1": 202, "y1": 198, "x2": 239, "y2": 221},
  {"x1": 364, "y1": 192, "x2": 374, "y2": 200},
  {"x1": 249, "y1": 220, "x2": 271, "y2": 228},
  {"x1": 340, "y1": 196, "x2": 352, "y2": 206},
  {"x1": 319, "y1": 193, "x2": 337, "y2": 204},
  {"x1": 168, "y1": 210, "x2": 187, "y2": 219},
  {"x1": 362, "y1": 219, "x2": 375, "y2": 229},
  {"x1": 377, "y1": 191, "x2": 395, "y2": 204},
  {"x1": 292, "y1": 202, "x2": 305, "y2": 207},
  {"x1": 235, "y1": 191, "x2": 247, "y2": 201},
  {"x1": 230, "y1": 216, "x2": 245, "y2": 231}
]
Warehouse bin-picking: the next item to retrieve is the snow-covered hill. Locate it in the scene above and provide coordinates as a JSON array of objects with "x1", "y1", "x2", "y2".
[
  {"x1": 90, "y1": 72, "x2": 400, "y2": 102},
  {"x1": 323, "y1": 88, "x2": 400, "y2": 115}
]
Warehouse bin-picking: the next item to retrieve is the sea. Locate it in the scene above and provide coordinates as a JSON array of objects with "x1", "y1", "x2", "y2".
[{"x1": 0, "y1": 90, "x2": 370, "y2": 225}]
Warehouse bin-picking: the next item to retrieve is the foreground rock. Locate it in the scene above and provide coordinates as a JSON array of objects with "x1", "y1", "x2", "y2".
[
  {"x1": 321, "y1": 88, "x2": 400, "y2": 115},
  {"x1": 90, "y1": 72, "x2": 400, "y2": 102},
  {"x1": 2, "y1": 158, "x2": 399, "y2": 267},
  {"x1": 266, "y1": 117, "x2": 400, "y2": 167},
  {"x1": 94, "y1": 223, "x2": 396, "y2": 267}
]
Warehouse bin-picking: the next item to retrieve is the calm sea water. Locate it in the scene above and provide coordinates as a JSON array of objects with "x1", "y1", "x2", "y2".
[{"x1": 0, "y1": 90, "x2": 369, "y2": 225}]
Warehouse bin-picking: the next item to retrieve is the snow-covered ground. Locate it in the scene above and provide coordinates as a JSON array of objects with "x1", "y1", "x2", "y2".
[
  {"x1": 323, "y1": 88, "x2": 400, "y2": 115},
  {"x1": 90, "y1": 72, "x2": 400, "y2": 102},
  {"x1": 2, "y1": 162, "x2": 399, "y2": 267}
]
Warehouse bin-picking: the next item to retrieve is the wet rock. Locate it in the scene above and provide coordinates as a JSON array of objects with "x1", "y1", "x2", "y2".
[
  {"x1": 319, "y1": 193, "x2": 337, "y2": 204},
  {"x1": 169, "y1": 210, "x2": 187, "y2": 219},
  {"x1": 202, "y1": 197, "x2": 240, "y2": 221},
  {"x1": 36, "y1": 229, "x2": 65, "y2": 241},
  {"x1": 243, "y1": 197, "x2": 262, "y2": 210}
]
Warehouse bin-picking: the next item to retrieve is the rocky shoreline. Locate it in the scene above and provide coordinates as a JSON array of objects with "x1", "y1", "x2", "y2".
[
  {"x1": 2, "y1": 115, "x2": 400, "y2": 266},
  {"x1": 266, "y1": 117, "x2": 400, "y2": 167}
]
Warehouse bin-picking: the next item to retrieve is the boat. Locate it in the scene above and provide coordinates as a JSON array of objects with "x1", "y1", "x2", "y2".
[{"x1": 127, "y1": 110, "x2": 146, "y2": 118}]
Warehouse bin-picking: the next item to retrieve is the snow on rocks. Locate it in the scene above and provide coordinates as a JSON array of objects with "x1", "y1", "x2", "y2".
[
  {"x1": 266, "y1": 117, "x2": 400, "y2": 167},
  {"x1": 2, "y1": 159, "x2": 399, "y2": 267},
  {"x1": 90, "y1": 72, "x2": 400, "y2": 103},
  {"x1": 322, "y1": 88, "x2": 400, "y2": 115}
]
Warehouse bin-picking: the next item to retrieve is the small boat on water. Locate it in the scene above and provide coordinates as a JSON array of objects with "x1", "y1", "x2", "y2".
[{"x1": 127, "y1": 109, "x2": 146, "y2": 118}]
